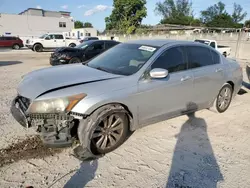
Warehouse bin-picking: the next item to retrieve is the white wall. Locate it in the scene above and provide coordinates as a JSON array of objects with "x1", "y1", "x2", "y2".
[{"x1": 0, "y1": 13, "x2": 74, "y2": 38}]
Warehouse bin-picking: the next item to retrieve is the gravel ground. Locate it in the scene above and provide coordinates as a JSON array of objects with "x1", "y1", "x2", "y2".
[{"x1": 0, "y1": 51, "x2": 250, "y2": 188}]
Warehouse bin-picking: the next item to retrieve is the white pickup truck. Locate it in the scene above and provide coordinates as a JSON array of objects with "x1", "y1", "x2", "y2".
[
  {"x1": 26, "y1": 33, "x2": 81, "y2": 52},
  {"x1": 194, "y1": 39, "x2": 231, "y2": 57}
]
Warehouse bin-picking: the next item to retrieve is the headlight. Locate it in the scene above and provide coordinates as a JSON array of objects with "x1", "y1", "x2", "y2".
[
  {"x1": 27, "y1": 93, "x2": 87, "y2": 114},
  {"x1": 60, "y1": 54, "x2": 70, "y2": 59}
]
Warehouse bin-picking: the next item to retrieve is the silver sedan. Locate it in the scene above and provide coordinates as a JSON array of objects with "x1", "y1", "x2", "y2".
[{"x1": 11, "y1": 40, "x2": 243, "y2": 160}]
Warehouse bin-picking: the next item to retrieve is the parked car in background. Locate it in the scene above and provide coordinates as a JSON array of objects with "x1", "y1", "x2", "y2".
[
  {"x1": 0, "y1": 36, "x2": 24, "y2": 50},
  {"x1": 11, "y1": 40, "x2": 242, "y2": 160},
  {"x1": 80, "y1": 36, "x2": 99, "y2": 43},
  {"x1": 194, "y1": 39, "x2": 231, "y2": 57},
  {"x1": 50, "y1": 40, "x2": 120, "y2": 66},
  {"x1": 26, "y1": 33, "x2": 81, "y2": 52}
]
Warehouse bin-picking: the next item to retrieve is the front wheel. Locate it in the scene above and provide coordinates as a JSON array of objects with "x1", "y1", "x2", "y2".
[
  {"x1": 33, "y1": 44, "x2": 43, "y2": 52},
  {"x1": 78, "y1": 105, "x2": 129, "y2": 155},
  {"x1": 214, "y1": 84, "x2": 233, "y2": 113},
  {"x1": 69, "y1": 57, "x2": 81, "y2": 64},
  {"x1": 69, "y1": 43, "x2": 76, "y2": 47},
  {"x1": 12, "y1": 44, "x2": 20, "y2": 50}
]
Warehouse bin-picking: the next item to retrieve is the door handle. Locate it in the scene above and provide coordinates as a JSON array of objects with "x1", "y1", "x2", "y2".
[
  {"x1": 215, "y1": 68, "x2": 223, "y2": 72},
  {"x1": 54, "y1": 40, "x2": 56, "y2": 42},
  {"x1": 181, "y1": 76, "x2": 191, "y2": 81}
]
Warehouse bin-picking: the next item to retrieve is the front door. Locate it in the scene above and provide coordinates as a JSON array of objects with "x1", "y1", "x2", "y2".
[
  {"x1": 137, "y1": 46, "x2": 195, "y2": 126},
  {"x1": 43, "y1": 34, "x2": 57, "y2": 48},
  {"x1": 186, "y1": 45, "x2": 225, "y2": 108}
]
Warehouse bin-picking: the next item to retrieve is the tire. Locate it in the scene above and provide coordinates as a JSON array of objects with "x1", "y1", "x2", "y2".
[
  {"x1": 212, "y1": 83, "x2": 233, "y2": 113},
  {"x1": 78, "y1": 104, "x2": 129, "y2": 155},
  {"x1": 12, "y1": 44, "x2": 20, "y2": 50},
  {"x1": 69, "y1": 57, "x2": 81, "y2": 64},
  {"x1": 69, "y1": 43, "x2": 76, "y2": 47},
  {"x1": 33, "y1": 44, "x2": 43, "y2": 52}
]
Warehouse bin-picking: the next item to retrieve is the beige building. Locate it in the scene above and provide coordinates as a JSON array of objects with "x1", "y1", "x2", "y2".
[{"x1": 0, "y1": 8, "x2": 74, "y2": 40}]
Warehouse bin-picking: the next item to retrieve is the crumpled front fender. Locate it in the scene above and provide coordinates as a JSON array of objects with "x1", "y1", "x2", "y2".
[{"x1": 72, "y1": 119, "x2": 104, "y2": 161}]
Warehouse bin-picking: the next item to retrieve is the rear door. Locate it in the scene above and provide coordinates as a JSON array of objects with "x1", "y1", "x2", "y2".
[
  {"x1": 84, "y1": 41, "x2": 105, "y2": 60},
  {"x1": 55, "y1": 34, "x2": 65, "y2": 47},
  {"x1": 186, "y1": 45, "x2": 225, "y2": 108},
  {"x1": 4, "y1": 37, "x2": 14, "y2": 47}
]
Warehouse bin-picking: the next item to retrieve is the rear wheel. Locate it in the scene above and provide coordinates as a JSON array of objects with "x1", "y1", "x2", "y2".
[
  {"x1": 69, "y1": 57, "x2": 81, "y2": 64},
  {"x1": 214, "y1": 84, "x2": 233, "y2": 113},
  {"x1": 12, "y1": 44, "x2": 20, "y2": 50},
  {"x1": 33, "y1": 44, "x2": 43, "y2": 52}
]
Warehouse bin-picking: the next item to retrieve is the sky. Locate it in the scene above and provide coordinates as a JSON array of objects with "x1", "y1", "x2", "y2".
[{"x1": 0, "y1": 0, "x2": 250, "y2": 30}]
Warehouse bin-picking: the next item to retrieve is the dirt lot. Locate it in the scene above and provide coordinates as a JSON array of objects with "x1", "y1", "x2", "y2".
[{"x1": 0, "y1": 50, "x2": 250, "y2": 188}]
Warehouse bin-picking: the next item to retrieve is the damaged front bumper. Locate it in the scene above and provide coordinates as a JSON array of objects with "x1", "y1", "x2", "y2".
[{"x1": 10, "y1": 96, "x2": 102, "y2": 161}]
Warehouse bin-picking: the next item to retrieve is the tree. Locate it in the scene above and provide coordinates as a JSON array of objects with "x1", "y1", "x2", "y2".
[
  {"x1": 83, "y1": 22, "x2": 93, "y2": 28},
  {"x1": 232, "y1": 3, "x2": 247, "y2": 23},
  {"x1": 200, "y1": 1, "x2": 226, "y2": 23},
  {"x1": 200, "y1": 2, "x2": 245, "y2": 28},
  {"x1": 206, "y1": 14, "x2": 235, "y2": 28},
  {"x1": 105, "y1": 0, "x2": 147, "y2": 34},
  {"x1": 245, "y1": 20, "x2": 250, "y2": 28},
  {"x1": 155, "y1": 0, "x2": 198, "y2": 26},
  {"x1": 74, "y1": 21, "x2": 84, "y2": 29}
]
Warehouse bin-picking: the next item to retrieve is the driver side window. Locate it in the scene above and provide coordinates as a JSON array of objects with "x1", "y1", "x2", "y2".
[
  {"x1": 48, "y1": 35, "x2": 55, "y2": 39},
  {"x1": 151, "y1": 46, "x2": 187, "y2": 73},
  {"x1": 92, "y1": 42, "x2": 104, "y2": 50}
]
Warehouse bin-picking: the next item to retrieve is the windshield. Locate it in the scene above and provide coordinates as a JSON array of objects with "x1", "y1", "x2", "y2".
[
  {"x1": 87, "y1": 43, "x2": 159, "y2": 76},
  {"x1": 39, "y1": 34, "x2": 48, "y2": 39},
  {"x1": 75, "y1": 41, "x2": 94, "y2": 49},
  {"x1": 194, "y1": 39, "x2": 210, "y2": 45}
]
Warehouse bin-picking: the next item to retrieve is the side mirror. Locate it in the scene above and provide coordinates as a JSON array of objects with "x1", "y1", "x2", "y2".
[
  {"x1": 45, "y1": 37, "x2": 50, "y2": 40},
  {"x1": 150, "y1": 68, "x2": 168, "y2": 79}
]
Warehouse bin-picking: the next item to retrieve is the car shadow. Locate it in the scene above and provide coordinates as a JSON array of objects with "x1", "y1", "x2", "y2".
[
  {"x1": 0, "y1": 61, "x2": 22, "y2": 67},
  {"x1": 64, "y1": 160, "x2": 98, "y2": 188},
  {"x1": 166, "y1": 112, "x2": 223, "y2": 188},
  {"x1": 242, "y1": 81, "x2": 250, "y2": 90}
]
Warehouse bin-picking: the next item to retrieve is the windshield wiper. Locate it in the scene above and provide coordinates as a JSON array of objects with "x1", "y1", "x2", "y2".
[{"x1": 94, "y1": 66, "x2": 111, "y2": 73}]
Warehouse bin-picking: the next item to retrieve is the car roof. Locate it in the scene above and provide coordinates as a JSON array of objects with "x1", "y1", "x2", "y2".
[
  {"x1": 87, "y1": 40, "x2": 120, "y2": 42},
  {"x1": 125, "y1": 39, "x2": 199, "y2": 47}
]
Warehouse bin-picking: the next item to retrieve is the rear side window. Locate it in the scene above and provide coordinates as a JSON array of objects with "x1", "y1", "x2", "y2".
[
  {"x1": 151, "y1": 46, "x2": 187, "y2": 73},
  {"x1": 55, "y1": 35, "x2": 64, "y2": 39},
  {"x1": 187, "y1": 46, "x2": 214, "y2": 69},
  {"x1": 211, "y1": 50, "x2": 220, "y2": 64},
  {"x1": 210, "y1": 42, "x2": 216, "y2": 48},
  {"x1": 105, "y1": 42, "x2": 118, "y2": 49}
]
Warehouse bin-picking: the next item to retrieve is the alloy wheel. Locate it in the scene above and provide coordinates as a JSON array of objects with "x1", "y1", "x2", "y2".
[
  {"x1": 217, "y1": 87, "x2": 232, "y2": 111},
  {"x1": 91, "y1": 114, "x2": 124, "y2": 150}
]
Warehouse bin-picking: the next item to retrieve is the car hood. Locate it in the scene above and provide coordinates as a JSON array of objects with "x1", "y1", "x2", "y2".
[{"x1": 18, "y1": 64, "x2": 122, "y2": 100}]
